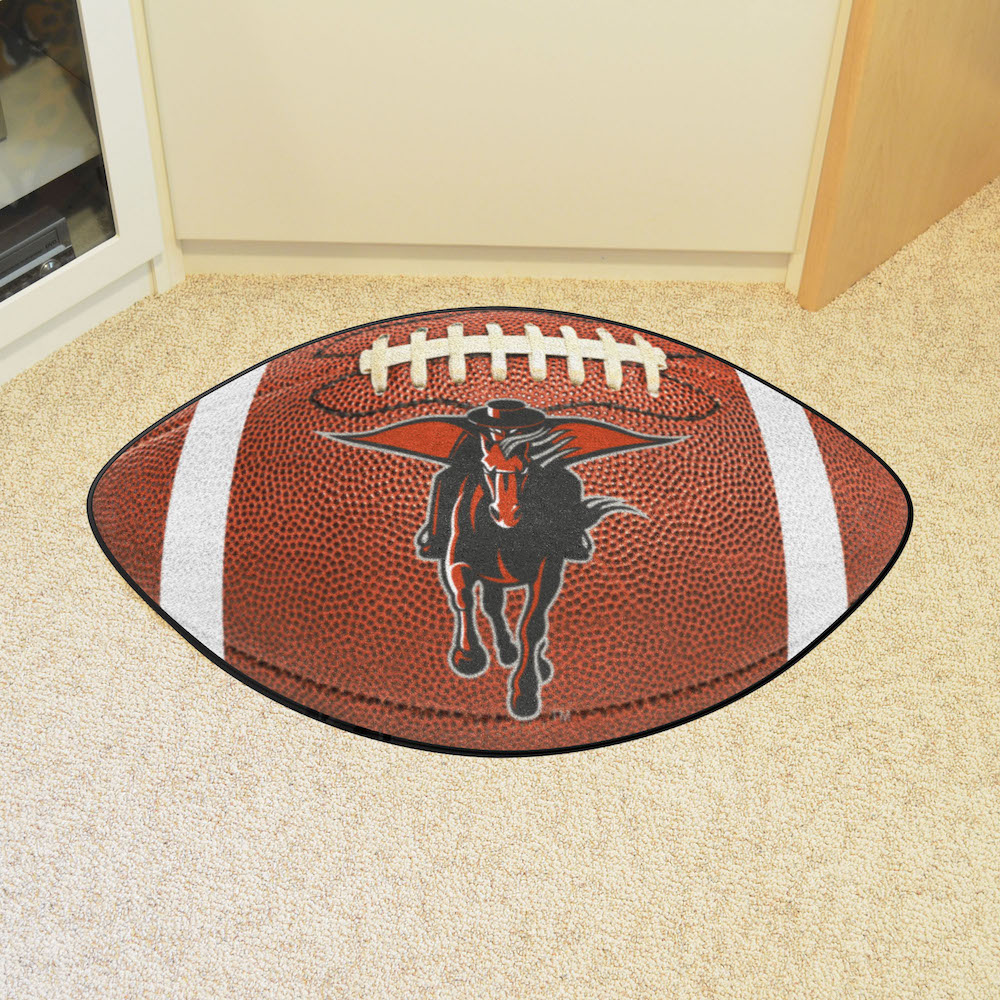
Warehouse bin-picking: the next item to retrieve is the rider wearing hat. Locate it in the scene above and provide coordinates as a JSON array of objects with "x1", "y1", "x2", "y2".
[{"x1": 416, "y1": 400, "x2": 592, "y2": 562}]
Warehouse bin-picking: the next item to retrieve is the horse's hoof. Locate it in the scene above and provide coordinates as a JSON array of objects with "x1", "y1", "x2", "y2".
[
  {"x1": 451, "y1": 645, "x2": 488, "y2": 678},
  {"x1": 495, "y1": 636, "x2": 519, "y2": 667},
  {"x1": 507, "y1": 669, "x2": 541, "y2": 721}
]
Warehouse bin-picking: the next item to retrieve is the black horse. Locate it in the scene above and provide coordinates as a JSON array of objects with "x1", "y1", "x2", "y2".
[{"x1": 321, "y1": 400, "x2": 684, "y2": 720}]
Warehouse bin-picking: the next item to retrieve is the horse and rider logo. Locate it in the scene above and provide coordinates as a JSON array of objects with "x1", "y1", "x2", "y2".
[{"x1": 319, "y1": 399, "x2": 686, "y2": 721}]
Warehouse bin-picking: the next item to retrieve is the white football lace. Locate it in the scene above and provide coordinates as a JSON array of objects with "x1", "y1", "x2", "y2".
[{"x1": 360, "y1": 323, "x2": 668, "y2": 396}]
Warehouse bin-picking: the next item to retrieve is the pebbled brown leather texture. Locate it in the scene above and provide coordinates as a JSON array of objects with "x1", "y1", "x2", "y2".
[
  {"x1": 91, "y1": 307, "x2": 909, "y2": 754},
  {"x1": 91, "y1": 407, "x2": 194, "y2": 605},
  {"x1": 223, "y1": 307, "x2": 787, "y2": 753}
]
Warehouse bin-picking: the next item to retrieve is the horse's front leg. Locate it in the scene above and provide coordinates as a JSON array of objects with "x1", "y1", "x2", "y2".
[
  {"x1": 444, "y1": 561, "x2": 488, "y2": 678},
  {"x1": 507, "y1": 558, "x2": 562, "y2": 720},
  {"x1": 481, "y1": 581, "x2": 517, "y2": 666}
]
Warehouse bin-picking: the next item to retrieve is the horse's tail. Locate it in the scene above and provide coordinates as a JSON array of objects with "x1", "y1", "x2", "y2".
[{"x1": 580, "y1": 495, "x2": 646, "y2": 531}]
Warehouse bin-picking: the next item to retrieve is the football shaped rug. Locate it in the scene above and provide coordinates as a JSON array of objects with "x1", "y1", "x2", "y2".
[{"x1": 89, "y1": 307, "x2": 912, "y2": 756}]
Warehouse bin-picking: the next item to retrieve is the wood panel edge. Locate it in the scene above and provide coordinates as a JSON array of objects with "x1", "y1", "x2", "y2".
[{"x1": 797, "y1": 0, "x2": 879, "y2": 311}]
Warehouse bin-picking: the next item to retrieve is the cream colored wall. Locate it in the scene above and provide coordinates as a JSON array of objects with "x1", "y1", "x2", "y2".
[{"x1": 142, "y1": 0, "x2": 842, "y2": 271}]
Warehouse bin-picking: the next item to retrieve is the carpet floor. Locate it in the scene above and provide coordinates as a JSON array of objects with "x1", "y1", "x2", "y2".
[{"x1": 2, "y1": 179, "x2": 998, "y2": 999}]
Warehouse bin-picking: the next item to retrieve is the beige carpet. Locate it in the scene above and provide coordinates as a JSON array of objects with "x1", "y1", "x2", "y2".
[{"x1": 2, "y1": 181, "x2": 998, "y2": 999}]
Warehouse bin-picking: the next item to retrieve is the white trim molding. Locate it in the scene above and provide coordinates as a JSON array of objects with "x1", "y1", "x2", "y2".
[{"x1": 181, "y1": 241, "x2": 790, "y2": 283}]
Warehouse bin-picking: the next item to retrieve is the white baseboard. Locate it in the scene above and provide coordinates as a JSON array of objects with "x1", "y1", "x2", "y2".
[
  {"x1": 182, "y1": 241, "x2": 790, "y2": 283},
  {"x1": 0, "y1": 262, "x2": 155, "y2": 386}
]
